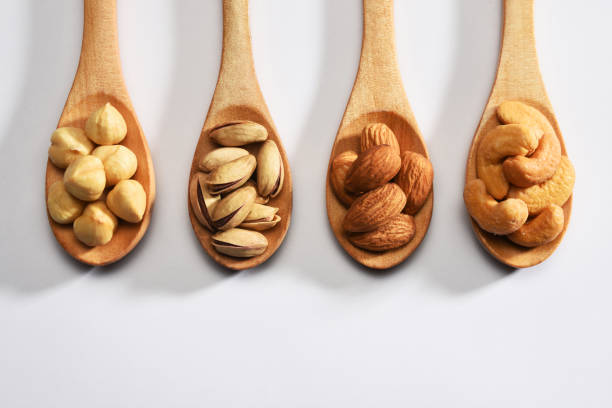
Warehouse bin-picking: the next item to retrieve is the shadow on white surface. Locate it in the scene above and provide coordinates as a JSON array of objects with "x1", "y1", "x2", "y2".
[
  {"x1": 280, "y1": 0, "x2": 386, "y2": 288},
  {"x1": 0, "y1": 0, "x2": 93, "y2": 292},
  {"x1": 423, "y1": 0, "x2": 515, "y2": 293}
]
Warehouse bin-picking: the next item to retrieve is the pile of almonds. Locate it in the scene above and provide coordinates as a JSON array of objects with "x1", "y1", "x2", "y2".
[
  {"x1": 464, "y1": 100, "x2": 575, "y2": 247},
  {"x1": 46, "y1": 103, "x2": 147, "y2": 247},
  {"x1": 330, "y1": 123, "x2": 433, "y2": 252},
  {"x1": 190, "y1": 120, "x2": 284, "y2": 258}
]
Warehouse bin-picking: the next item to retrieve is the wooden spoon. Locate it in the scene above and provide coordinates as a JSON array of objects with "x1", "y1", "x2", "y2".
[
  {"x1": 188, "y1": 0, "x2": 292, "y2": 270},
  {"x1": 325, "y1": 0, "x2": 433, "y2": 270},
  {"x1": 466, "y1": 0, "x2": 572, "y2": 268},
  {"x1": 45, "y1": 0, "x2": 156, "y2": 266}
]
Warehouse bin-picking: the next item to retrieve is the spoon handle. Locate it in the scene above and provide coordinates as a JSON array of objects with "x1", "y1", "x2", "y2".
[
  {"x1": 210, "y1": 0, "x2": 265, "y2": 115},
  {"x1": 66, "y1": 0, "x2": 128, "y2": 111},
  {"x1": 493, "y1": 0, "x2": 547, "y2": 101},
  {"x1": 346, "y1": 0, "x2": 409, "y2": 118}
]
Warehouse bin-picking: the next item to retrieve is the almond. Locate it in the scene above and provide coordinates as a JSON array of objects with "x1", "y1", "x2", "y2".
[
  {"x1": 343, "y1": 183, "x2": 406, "y2": 232},
  {"x1": 395, "y1": 151, "x2": 433, "y2": 215},
  {"x1": 348, "y1": 214, "x2": 416, "y2": 252},
  {"x1": 344, "y1": 145, "x2": 401, "y2": 193},
  {"x1": 361, "y1": 123, "x2": 400, "y2": 155},
  {"x1": 330, "y1": 150, "x2": 358, "y2": 207}
]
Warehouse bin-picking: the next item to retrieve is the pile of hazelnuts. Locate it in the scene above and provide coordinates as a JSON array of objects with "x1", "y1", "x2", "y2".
[{"x1": 46, "y1": 103, "x2": 146, "y2": 247}]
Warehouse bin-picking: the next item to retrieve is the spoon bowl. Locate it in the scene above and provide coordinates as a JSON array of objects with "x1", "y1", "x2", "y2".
[
  {"x1": 188, "y1": 0, "x2": 292, "y2": 270},
  {"x1": 45, "y1": 0, "x2": 155, "y2": 266},
  {"x1": 326, "y1": 0, "x2": 433, "y2": 270},
  {"x1": 466, "y1": 0, "x2": 572, "y2": 268}
]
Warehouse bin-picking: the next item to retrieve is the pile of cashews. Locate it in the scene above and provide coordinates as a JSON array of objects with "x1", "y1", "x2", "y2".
[{"x1": 464, "y1": 101, "x2": 575, "y2": 248}]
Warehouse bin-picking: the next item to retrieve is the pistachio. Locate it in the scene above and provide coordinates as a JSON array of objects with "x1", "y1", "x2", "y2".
[
  {"x1": 244, "y1": 180, "x2": 269, "y2": 204},
  {"x1": 254, "y1": 195, "x2": 269, "y2": 204},
  {"x1": 47, "y1": 181, "x2": 84, "y2": 224},
  {"x1": 211, "y1": 185, "x2": 256, "y2": 231},
  {"x1": 106, "y1": 179, "x2": 147, "y2": 223},
  {"x1": 48, "y1": 127, "x2": 94, "y2": 169},
  {"x1": 199, "y1": 147, "x2": 249, "y2": 172},
  {"x1": 209, "y1": 120, "x2": 268, "y2": 146},
  {"x1": 92, "y1": 145, "x2": 137, "y2": 186},
  {"x1": 73, "y1": 201, "x2": 118, "y2": 247},
  {"x1": 257, "y1": 140, "x2": 284, "y2": 198},
  {"x1": 64, "y1": 155, "x2": 106, "y2": 201},
  {"x1": 85, "y1": 102, "x2": 127, "y2": 145},
  {"x1": 189, "y1": 172, "x2": 220, "y2": 231},
  {"x1": 206, "y1": 154, "x2": 256, "y2": 195},
  {"x1": 211, "y1": 228, "x2": 268, "y2": 257},
  {"x1": 240, "y1": 204, "x2": 280, "y2": 231}
]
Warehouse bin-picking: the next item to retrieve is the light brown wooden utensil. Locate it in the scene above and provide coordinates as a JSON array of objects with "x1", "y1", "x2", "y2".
[
  {"x1": 325, "y1": 0, "x2": 433, "y2": 270},
  {"x1": 188, "y1": 0, "x2": 292, "y2": 270},
  {"x1": 45, "y1": 0, "x2": 156, "y2": 266},
  {"x1": 466, "y1": 0, "x2": 572, "y2": 268}
]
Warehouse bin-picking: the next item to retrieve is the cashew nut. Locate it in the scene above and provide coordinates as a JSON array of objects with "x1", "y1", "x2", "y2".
[
  {"x1": 507, "y1": 205, "x2": 564, "y2": 247},
  {"x1": 476, "y1": 124, "x2": 541, "y2": 200},
  {"x1": 464, "y1": 179, "x2": 528, "y2": 235},
  {"x1": 497, "y1": 101, "x2": 561, "y2": 187},
  {"x1": 508, "y1": 156, "x2": 575, "y2": 215},
  {"x1": 497, "y1": 100, "x2": 552, "y2": 136},
  {"x1": 503, "y1": 131, "x2": 561, "y2": 187}
]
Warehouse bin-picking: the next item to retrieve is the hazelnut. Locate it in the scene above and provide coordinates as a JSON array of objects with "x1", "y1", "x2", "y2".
[
  {"x1": 64, "y1": 156, "x2": 106, "y2": 201},
  {"x1": 46, "y1": 181, "x2": 84, "y2": 224},
  {"x1": 106, "y1": 179, "x2": 146, "y2": 223},
  {"x1": 48, "y1": 127, "x2": 94, "y2": 169},
  {"x1": 85, "y1": 102, "x2": 127, "y2": 145},
  {"x1": 73, "y1": 201, "x2": 118, "y2": 246},
  {"x1": 92, "y1": 145, "x2": 137, "y2": 186}
]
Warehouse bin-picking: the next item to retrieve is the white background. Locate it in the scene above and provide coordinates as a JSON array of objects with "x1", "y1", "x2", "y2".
[{"x1": 1, "y1": 0, "x2": 611, "y2": 406}]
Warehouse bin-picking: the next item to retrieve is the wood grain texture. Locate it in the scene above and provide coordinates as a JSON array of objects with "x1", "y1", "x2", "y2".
[
  {"x1": 465, "y1": 0, "x2": 572, "y2": 268},
  {"x1": 45, "y1": 0, "x2": 156, "y2": 266},
  {"x1": 326, "y1": 0, "x2": 433, "y2": 270},
  {"x1": 188, "y1": 0, "x2": 292, "y2": 270}
]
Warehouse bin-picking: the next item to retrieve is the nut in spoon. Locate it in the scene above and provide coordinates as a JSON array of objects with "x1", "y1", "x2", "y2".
[
  {"x1": 45, "y1": 0, "x2": 156, "y2": 266},
  {"x1": 188, "y1": 0, "x2": 292, "y2": 270},
  {"x1": 326, "y1": 0, "x2": 433, "y2": 270},
  {"x1": 465, "y1": 0, "x2": 572, "y2": 268}
]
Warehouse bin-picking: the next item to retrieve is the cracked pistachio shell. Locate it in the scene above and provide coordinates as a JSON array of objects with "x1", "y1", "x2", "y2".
[
  {"x1": 199, "y1": 147, "x2": 249, "y2": 172},
  {"x1": 47, "y1": 181, "x2": 84, "y2": 224},
  {"x1": 240, "y1": 215, "x2": 281, "y2": 231},
  {"x1": 189, "y1": 172, "x2": 220, "y2": 231},
  {"x1": 73, "y1": 201, "x2": 118, "y2": 247},
  {"x1": 85, "y1": 103, "x2": 127, "y2": 145},
  {"x1": 209, "y1": 121, "x2": 268, "y2": 146},
  {"x1": 64, "y1": 155, "x2": 106, "y2": 201},
  {"x1": 257, "y1": 140, "x2": 284, "y2": 198},
  {"x1": 244, "y1": 204, "x2": 279, "y2": 222},
  {"x1": 211, "y1": 185, "x2": 256, "y2": 231},
  {"x1": 240, "y1": 204, "x2": 280, "y2": 231},
  {"x1": 206, "y1": 154, "x2": 256, "y2": 195},
  {"x1": 106, "y1": 179, "x2": 147, "y2": 223},
  {"x1": 48, "y1": 127, "x2": 94, "y2": 169},
  {"x1": 92, "y1": 145, "x2": 137, "y2": 186},
  {"x1": 211, "y1": 228, "x2": 268, "y2": 257}
]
